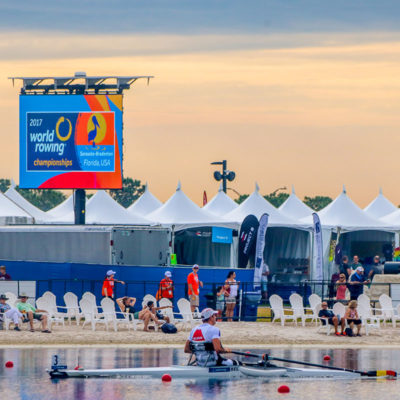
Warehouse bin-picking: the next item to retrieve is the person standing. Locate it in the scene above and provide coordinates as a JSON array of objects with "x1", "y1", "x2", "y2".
[
  {"x1": 351, "y1": 255, "x2": 362, "y2": 272},
  {"x1": 102, "y1": 270, "x2": 125, "y2": 299},
  {"x1": 224, "y1": 271, "x2": 239, "y2": 322},
  {"x1": 0, "y1": 266, "x2": 11, "y2": 281},
  {"x1": 157, "y1": 271, "x2": 174, "y2": 301},
  {"x1": 339, "y1": 256, "x2": 351, "y2": 280},
  {"x1": 348, "y1": 266, "x2": 370, "y2": 301},
  {"x1": 187, "y1": 264, "x2": 203, "y2": 312},
  {"x1": 260, "y1": 262, "x2": 270, "y2": 300}
]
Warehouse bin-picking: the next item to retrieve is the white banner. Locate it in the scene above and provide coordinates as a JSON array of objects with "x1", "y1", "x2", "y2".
[
  {"x1": 254, "y1": 213, "x2": 269, "y2": 289},
  {"x1": 312, "y1": 212, "x2": 324, "y2": 281}
]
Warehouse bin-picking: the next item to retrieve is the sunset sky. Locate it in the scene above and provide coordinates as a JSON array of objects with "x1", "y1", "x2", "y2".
[{"x1": 1, "y1": 1, "x2": 400, "y2": 207}]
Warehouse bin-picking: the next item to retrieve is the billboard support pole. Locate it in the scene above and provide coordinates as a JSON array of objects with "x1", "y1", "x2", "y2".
[{"x1": 74, "y1": 189, "x2": 86, "y2": 225}]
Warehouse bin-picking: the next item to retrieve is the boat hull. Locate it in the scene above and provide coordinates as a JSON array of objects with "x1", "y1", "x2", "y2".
[{"x1": 48, "y1": 364, "x2": 360, "y2": 380}]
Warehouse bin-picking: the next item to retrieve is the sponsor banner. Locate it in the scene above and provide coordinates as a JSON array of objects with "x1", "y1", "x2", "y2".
[
  {"x1": 254, "y1": 213, "x2": 269, "y2": 289},
  {"x1": 19, "y1": 94, "x2": 123, "y2": 189},
  {"x1": 238, "y1": 214, "x2": 259, "y2": 268},
  {"x1": 312, "y1": 213, "x2": 324, "y2": 281},
  {"x1": 211, "y1": 227, "x2": 232, "y2": 244}
]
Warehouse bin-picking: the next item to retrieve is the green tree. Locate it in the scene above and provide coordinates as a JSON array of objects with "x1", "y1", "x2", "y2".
[
  {"x1": 234, "y1": 194, "x2": 249, "y2": 204},
  {"x1": 16, "y1": 187, "x2": 66, "y2": 211},
  {"x1": 109, "y1": 177, "x2": 145, "y2": 208},
  {"x1": 0, "y1": 179, "x2": 11, "y2": 193},
  {"x1": 303, "y1": 196, "x2": 332, "y2": 211},
  {"x1": 264, "y1": 192, "x2": 289, "y2": 208}
]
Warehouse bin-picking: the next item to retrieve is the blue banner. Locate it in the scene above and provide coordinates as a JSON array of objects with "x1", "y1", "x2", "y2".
[{"x1": 212, "y1": 227, "x2": 232, "y2": 244}]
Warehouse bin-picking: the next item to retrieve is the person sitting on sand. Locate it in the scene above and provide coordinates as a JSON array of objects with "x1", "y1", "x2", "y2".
[
  {"x1": 344, "y1": 300, "x2": 362, "y2": 337},
  {"x1": 145, "y1": 300, "x2": 173, "y2": 324},
  {"x1": 16, "y1": 293, "x2": 51, "y2": 333},
  {"x1": 318, "y1": 301, "x2": 346, "y2": 336},
  {"x1": 116, "y1": 296, "x2": 157, "y2": 331}
]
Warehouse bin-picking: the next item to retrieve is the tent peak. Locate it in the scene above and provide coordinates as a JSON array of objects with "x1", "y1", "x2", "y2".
[
  {"x1": 342, "y1": 184, "x2": 346, "y2": 194},
  {"x1": 144, "y1": 182, "x2": 148, "y2": 192},
  {"x1": 218, "y1": 183, "x2": 223, "y2": 192},
  {"x1": 176, "y1": 181, "x2": 182, "y2": 191},
  {"x1": 11, "y1": 179, "x2": 16, "y2": 189},
  {"x1": 255, "y1": 182, "x2": 260, "y2": 192},
  {"x1": 379, "y1": 187, "x2": 383, "y2": 195},
  {"x1": 291, "y1": 184, "x2": 295, "y2": 195}
]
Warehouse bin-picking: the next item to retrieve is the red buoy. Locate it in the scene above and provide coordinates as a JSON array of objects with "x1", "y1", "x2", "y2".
[
  {"x1": 5, "y1": 361, "x2": 14, "y2": 368},
  {"x1": 323, "y1": 355, "x2": 331, "y2": 361},
  {"x1": 162, "y1": 374, "x2": 172, "y2": 382},
  {"x1": 74, "y1": 366, "x2": 82, "y2": 370},
  {"x1": 278, "y1": 385, "x2": 290, "y2": 393}
]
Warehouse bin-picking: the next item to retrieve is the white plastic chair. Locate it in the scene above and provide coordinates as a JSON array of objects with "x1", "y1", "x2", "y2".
[
  {"x1": 5, "y1": 292, "x2": 17, "y2": 308},
  {"x1": 63, "y1": 292, "x2": 84, "y2": 325},
  {"x1": 357, "y1": 294, "x2": 385, "y2": 326},
  {"x1": 289, "y1": 293, "x2": 308, "y2": 327},
  {"x1": 177, "y1": 298, "x2": 202, "y2": 331},
  {"x1": 379, "y1": 294, "x2": 400, "y2": 327},
  {"x1": 38, "y1": 292, "x2": 66, "y2": 323},
  {"x1": 81, "y1": 292, "x2": 103, "y2": 319},
  {"x1": 269, "y1": 295, "x2": 295, "y2": 326},
  {"x1": 318, "y1": 302, "x2": 346, "y2": 335},
  {"x1": 100, "y1": 297, "x2": 134, "y2": 332},
  {"x1": 79, "y1": 298, "x2": 108, "y2": 331},
  {"x1": 357, "y1": 303, "x2": 380, "y2": 336},
  {"x1": 35, "y1": 296, "x2": 64, "y2": 328},
  {"x1": 308, "y1": 294, "x2": 322, "y2": 325},
  {"x1": 142, "y1": 294, "x2": 157, "y2": 308},
  {"x1": 159, "y1": 298, "x2": 181, "y2": 326}
]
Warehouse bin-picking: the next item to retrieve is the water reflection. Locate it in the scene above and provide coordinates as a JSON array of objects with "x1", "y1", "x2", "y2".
[{"x1": 0, "y1": 347, "x2": 399, "y2": 400}]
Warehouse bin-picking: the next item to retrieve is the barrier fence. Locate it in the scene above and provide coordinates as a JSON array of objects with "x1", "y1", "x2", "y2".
[{"x1": 1, "y1": 279, "x2": 395, "y2": 322}]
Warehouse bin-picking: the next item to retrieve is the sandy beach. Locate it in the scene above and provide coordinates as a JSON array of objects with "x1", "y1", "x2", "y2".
[{"x1": 1, "y1": 321, "x2": 400, "y2": 348}]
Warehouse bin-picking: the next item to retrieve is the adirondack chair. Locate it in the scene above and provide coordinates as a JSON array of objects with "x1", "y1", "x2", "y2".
[
  {"x1": 63, "y1": 292, "x2": 84, "y2": 325},
  {"x1": 269, "y1": 295, "x2": 295, "y2": 326},
  {"x1": 79, "y1": 298, "x2": 108, "y2": 331}
]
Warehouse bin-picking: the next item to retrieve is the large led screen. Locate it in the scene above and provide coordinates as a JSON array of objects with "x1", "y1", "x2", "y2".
[{"x1": 19, "y1": 94, "x2": 123, "y2": 189}]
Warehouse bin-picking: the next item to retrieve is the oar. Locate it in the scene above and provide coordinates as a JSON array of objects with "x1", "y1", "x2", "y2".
[{"x1": 230, "y1": 351, "x2": 397, "y2": 377}]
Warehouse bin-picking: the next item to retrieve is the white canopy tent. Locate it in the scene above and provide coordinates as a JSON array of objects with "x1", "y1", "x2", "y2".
[
  {"x1": 202, "y1": 184, "x2": 238, "y2": 216},
  {"x1": 364, "y1": 188, "x2": 398, "y2": 219},
  {"x1": 279, "y1": 185, "x2": 313, "y2": 220},
  {"x1": 302, "y1": 187, "x2": 395, "y2": 280},
  {"x1": 127, "y1": 183, "x2": 162, "y2": 216},
  {"x1": 147, "y1": 182, "x2": 238, "y2": 267},
  {"x1": 0, "y1": 191, "x2": 34, "y2": 224},
  {"x1": 46, "y1": 195, "x2": 75, "y2": 223},
  {"x1": 224, "y1": 183, "x2": 311, "y2": 278},
  {"x1": 5, "y1": 185, "x2": 51, "y2": 224}
]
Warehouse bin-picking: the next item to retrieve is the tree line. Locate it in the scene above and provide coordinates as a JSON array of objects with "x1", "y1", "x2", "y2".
[{"x1": 0, "y1": 178, "x2": 332, "y2": 212}]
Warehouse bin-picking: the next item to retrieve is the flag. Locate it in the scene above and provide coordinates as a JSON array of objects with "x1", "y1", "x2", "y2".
[
  {"x1": 203, "y1": 190, "x2": 207, "y2": 206},
  {"x1": 238, "y1": 214, "x2": 259, "y2": 268},
  {"x1": 312, "y1": 213, "x2": 324, "y2": 281},
  {"x1": 254, "y1": 213, "x2": 269, "y2": 289}
]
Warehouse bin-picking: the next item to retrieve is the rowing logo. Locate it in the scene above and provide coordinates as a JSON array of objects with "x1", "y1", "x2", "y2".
[
  {"x1": 56, "y1": 117, "x2": 73, "y2": 142},
  {"x1": 87, "y1": 113, "x2": 107, "y2": 148},
  {"x1": 192, "y1": 329, "x2": 205, "y2": 341}
]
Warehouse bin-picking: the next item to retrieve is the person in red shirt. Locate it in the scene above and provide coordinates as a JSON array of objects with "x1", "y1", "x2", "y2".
[
  {"x1": 0, "y1": 266, "x2": 11, "y2": 281},
  {"x1": 102, "y1": 270, "x2": 125, "y2": 299},
  {"x1": 187, "y1": 264, "x2": 203, "y2": 312},
  {"x1": 157, "y1": 271, "x2": 174, "y2": 301}
]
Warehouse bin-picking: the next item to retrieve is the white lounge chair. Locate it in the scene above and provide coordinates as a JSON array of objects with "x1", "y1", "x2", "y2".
[
  {"x1": 318, "y1": 302, "x2": 346, "y2": 336},
  {"x1": 63, "y1": 292, "x2": 84, "y2": 325},
  {"x1": 35, "y1": 296, "x2": 64, "y2": 328},
  {"x1": 379, "y1": 294, "x2": 400, "y2": 327},
  {"x1": 289, "y1": 293, "x2": 308, "y2": 327},
  {"x1": 177, "y1": 298, "x2": 202, "y2": 331},
  {"x1": 308, "y1": 294, "x2": 322, "y2": 326},
  {"x1": 357, "y1": 303, "x2": 380, "y2": 336},
  {"x1": 100, "y1": 297, "x2": 135, "y2": 332},
  {"x1": 79, "y1": 298, "x2": 108, "y2": 331},
  {"x1": 142, "y1": 294, "x2": 157, "y2": 308},
  {"x1": 357, "y1": 294, "x2": 385, "y2": 326},
  {"x1": 159, "y1": 298, "x2": 181, "y2": 327},
  {"x1": 5, "y1": 292, "x2": 17, "y2": 308},
  {"x1": 81, "y1": 292, "x2": 103, "y2": 319},
  {"x1": 269, "y1": 295, "x2": 295, "y2": 326}
]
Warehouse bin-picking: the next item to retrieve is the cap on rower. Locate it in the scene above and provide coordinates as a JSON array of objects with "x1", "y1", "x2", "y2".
[
  {"x1": 165, "y1": 271, "x2": 172, "y2": 277},
  {"x1": 201, "y1": 308, "x2": 218, "y2": 320}
]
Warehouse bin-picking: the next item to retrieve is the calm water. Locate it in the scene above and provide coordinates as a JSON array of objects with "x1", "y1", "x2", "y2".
[{"x1": 0, "y1": 347, "x2": 399, "y2": 399}]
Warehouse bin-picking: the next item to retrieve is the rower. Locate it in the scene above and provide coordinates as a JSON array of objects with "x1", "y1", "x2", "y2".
[{"x1": 184, "y1": 307, "x2": 238, "y2": 367}]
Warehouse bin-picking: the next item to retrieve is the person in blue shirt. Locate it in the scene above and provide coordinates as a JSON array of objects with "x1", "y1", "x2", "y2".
[
  {"x1": 318, "y1": 301, "x2": 345, "y2": 336},
  {"x1": 348, "y1": 266, "x2": 370, "y2": 300}
]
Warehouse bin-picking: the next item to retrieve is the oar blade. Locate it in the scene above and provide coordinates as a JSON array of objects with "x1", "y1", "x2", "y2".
[{"x1": 363, "y1": 370, "x2": 397, "y2": 377}]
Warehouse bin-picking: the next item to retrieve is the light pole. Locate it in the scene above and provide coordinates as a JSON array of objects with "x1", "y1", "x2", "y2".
[{"x1": 211, "y1": 160, "x2": 235, "y2": 193}]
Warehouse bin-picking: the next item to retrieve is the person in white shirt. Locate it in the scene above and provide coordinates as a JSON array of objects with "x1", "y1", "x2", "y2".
[
  {"x1": 224, "y1": 271, "x2": 239, "y2": 322},
  {"x1": 184, "y1": 308, "x2": 237, "y2": 367},
  {"x1": 261, "y1": 262, "x2": 270, "y2": 300}
]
